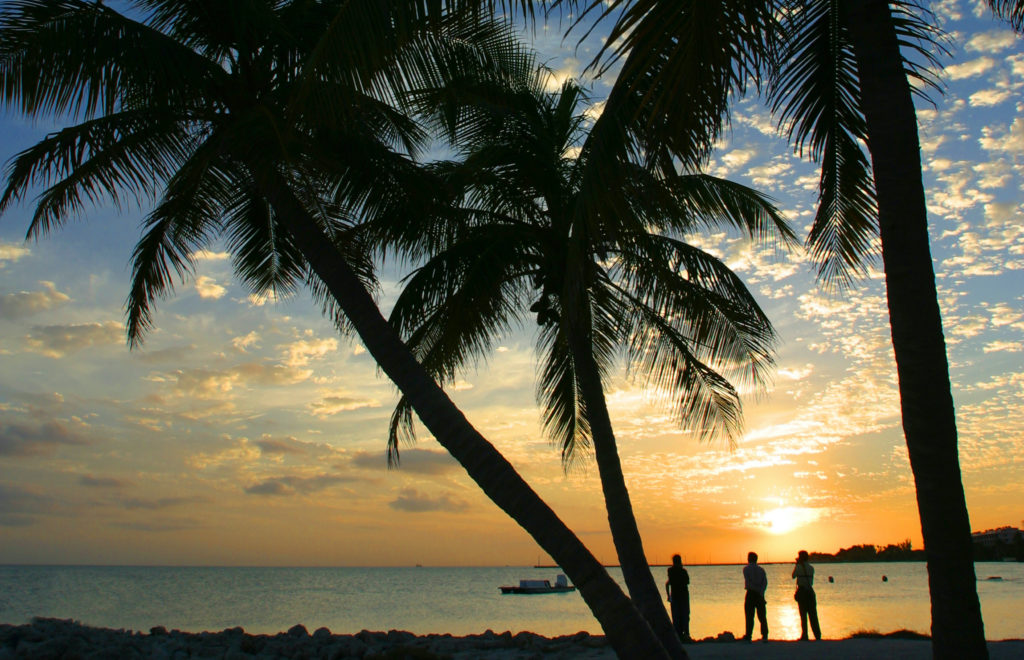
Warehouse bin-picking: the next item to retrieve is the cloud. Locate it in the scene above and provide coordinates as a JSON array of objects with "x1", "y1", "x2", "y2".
[
  {"x1": 388, "y1": 488, "x2": 470, "y2": 513},
  {"x1": 230, "y1": 363, "x2": 312, "y2": 386},
  {"x1": 777, "y1": 364, "x2": 814, "y2": 381},
  {"x1": 0, "y1": 483, "x2": 59, "y2": 526},
  {"x1": 983, "y1": 340, "x2": 1022, "y2": 353},
  {"x1": 244, "y1": 473, "x2": 355, "y2": 496},
  {"x1": 0, "y1": 242, "x2": 30, "y2": 265},
  {"x1": 123, "y1": 496, "x2": 211, "y2": 510},
  {"x1": 247, "y1": 291, "x2": 278, "y2": 307},
  {"x1": 309, "y1": 393, "x2": 381, "y2": 418},
  {"x1": 256, "y1": 436, "x2": 309, "y2": 456},
  {"x1": 979, "y1": 117, "x2": 1024, "y2": 154},
  {"x1": 111, "y1": 520, "x2": 203, "y2": 532},
  {"x1": 282, "y1": 336, "x2": 337, "y2": 367},
  {"x1": 79, "y1": 475, "x2": 134, "y2": 488},
  {"x1": 192, "y1": 249, "x2": 231, "y2": 261},
  {"x1": 231, "y1": 331, "x2": 260, "y2": 352},
  {"x1": 24, "y1": 321, "x2": 123, "y2": 358},
  {"x1": 168, "y1": 362, "x2": 312, "y2": 400},
  {"x1": 188, "y1": 437, "x2": 261, "y2": 470},
  {"x1": 195, "y1": 275, "x2": 227, "y2": 300},
  {"x1": 945, "y1": 56, "x2": 995, "y2": 80},
  {"x1": 969, "y1": 88, "x2": 1012, "y2": 107},
  {"x1": 0, "y1": 282, "x2": 70, "y2": 320},
  {"x1": 965, "y1": 29, "x2": 1018, "y2": 53},
  {"x1": 131, "y1": 344, "x2": 197, "y2": 364},
  {"x1": 0, "y1": 420, "x2": 88, "y2": 457},
  {"x1": 351, "y1": 448, "x2": 459, "y2": 475}
]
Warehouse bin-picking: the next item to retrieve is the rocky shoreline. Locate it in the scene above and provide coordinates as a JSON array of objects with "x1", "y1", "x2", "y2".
[
  {"x1": 4, "y1": 617, "x2": 1023, "y2": 659},
  {"x1": 0, "y1": 617, "x2": 615, "y2": 659}
]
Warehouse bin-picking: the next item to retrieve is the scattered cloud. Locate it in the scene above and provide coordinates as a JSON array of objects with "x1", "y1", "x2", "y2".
[
  {"x1": 965, "y1": 29, "x2": 1018, "y2": 53},
  {"x1": 247, "y1": 291, "x2": 278, "y2": 307},
  {"x1": 0, "y1": 483, "x2": 59, "y2": 526},
  {"x1": 945, "y1": 56, "x2": 996, "y2": 80},
  {"x1": 256, "y1": 436, "x2": 309, "y2": 456},
  {"x1": 282, "y1": 335, "x2": 337, "y2": 367},
  {"x1": 24, "y1": 321, "x2": 123, "y2": 358},
  {"x1": 192, "y1": 250, "x2": 231, "y2": 262},
  {"x1": 969, "y1": 88, "x2": 1012, "y2": 107},
  {"x1": 388, "y1": 488, "x2": 470, "y2": 513},
  {"x1": 309, "y1": 393, "x2": 381, "y2": 418},
  {"x1": 0, "y1": 282, "x2": 69, "y2": 320},
  {"x1": 983, "y1": 340, "x2": 1022, "y2": 353},
  {"x1": 244, "y1": 473, "x2": 355, "y2": 496},
  {"x1": 0, "y1": 419, "x2": 88, "y2": 457},
  {"x1": 0, "y1": 242, "x2": 30, "y2": 265},
  {"x1": 123, "y1": 495, "x2": 211, "y2": 510},
  {"x1": 351, "y1": 448, "x2": 459, "y2": 475},
  {"x1": 195, "y1": 275, "x2": 227, "y2": 300},
  {"x1": 79, "y1": 475, "x2": 134, "y2": 488},
  {"x1": 110, "y1": 519, "x2": 204, "y2": 532},
  {"x1": 231, "y1": 331, "x2": 260, "y2": 352}
]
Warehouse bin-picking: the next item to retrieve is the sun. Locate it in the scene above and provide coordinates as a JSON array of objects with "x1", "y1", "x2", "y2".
[{"x1": 758, "y1": 507, "x2": 822, "y2": 535}]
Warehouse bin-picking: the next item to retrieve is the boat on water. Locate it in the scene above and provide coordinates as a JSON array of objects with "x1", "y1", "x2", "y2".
[{"x1": 500, "y1": 574, "x2": 576, "y2": 594}]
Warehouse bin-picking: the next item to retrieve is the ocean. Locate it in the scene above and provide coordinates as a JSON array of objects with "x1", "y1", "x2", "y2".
[{"x1": 1, "y1": 562, "x2": 1021, "y2": 641}]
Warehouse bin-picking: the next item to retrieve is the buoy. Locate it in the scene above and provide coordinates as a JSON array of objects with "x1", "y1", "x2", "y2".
[
  {"x1": 828, "y1": 576, "x2": 834, "y2": 583},
  {"x1": 882, "y1": 575, "x2": 888, "y2": 582}
]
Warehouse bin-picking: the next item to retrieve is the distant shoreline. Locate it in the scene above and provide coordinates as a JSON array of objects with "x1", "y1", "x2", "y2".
[{"x1": 8, "y1": 559, "x2": 1023, "y2": 568}]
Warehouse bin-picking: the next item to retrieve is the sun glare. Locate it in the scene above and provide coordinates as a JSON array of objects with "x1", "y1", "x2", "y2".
[{"x1": 756, "y1": 506, "x2": 823, "y2": 535}]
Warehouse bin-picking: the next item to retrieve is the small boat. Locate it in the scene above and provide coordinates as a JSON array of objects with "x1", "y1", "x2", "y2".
[{"x1": 500, "y1": 574, "x2": 576, "y2": 594}]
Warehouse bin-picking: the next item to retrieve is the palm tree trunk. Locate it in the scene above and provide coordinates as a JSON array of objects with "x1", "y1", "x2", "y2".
[
  {"x1": 843, "y1": 2, "x2": 987, "y2": 658},
  {"x1": 569, "y1": 328, "x2": 689, "y2": 660},
  {"x1": 259, "y1": 171, "x2": 671, "y2": 659}
]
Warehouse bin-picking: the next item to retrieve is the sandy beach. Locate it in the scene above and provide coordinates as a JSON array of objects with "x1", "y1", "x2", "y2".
[{"x1": 2, "y1": 618, "x2": 1022, "y2": 659}]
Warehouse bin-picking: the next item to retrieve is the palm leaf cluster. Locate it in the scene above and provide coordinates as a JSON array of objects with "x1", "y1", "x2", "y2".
[
  {"x1": 0, "y1": 0, "x2": 527, "y2": 343},
  {"x1": 376, "y1": 70, "x2": 794, "y2": 468}
]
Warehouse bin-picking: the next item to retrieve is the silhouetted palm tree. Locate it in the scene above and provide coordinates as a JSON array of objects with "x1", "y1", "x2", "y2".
[
  {"x1": 538, "y1": 0, "x2": 997, "y2": 656},
  {"x1": 377, "y1": 69, "x2": 792, "y2": 656},
  {"x1": 0, "y1": 2, "x2": 672, "y2": 656}
]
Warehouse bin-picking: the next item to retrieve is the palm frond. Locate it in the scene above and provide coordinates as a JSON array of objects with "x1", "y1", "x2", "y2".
[
  {"x1": 579, "y1": 0, "x2": 781, "y2": 169},
  {"x1": 659, "y1": 173, "x2": 797, "y2": 247},
  {"x1": 987, "y1": 0, "x2": 1024, "y2": 30},
  {"x1": 0, "y1": 0, "x2": 224, "y2": 120},
  {"x1": 769, "y1": 0, "x2": 878, "y2": 288},
  {"x1": 125, "y1": 138, "x2": 237, "y2": 346},
  {"x1": 1, "y1": 112, "x2": 192, "y2": 237},
  {"x1": 808, "y1": 126, "x2": 878, "y2": 287},
  {"x1": 537, "y1": 320, "x2": 592, "y2": 468}
]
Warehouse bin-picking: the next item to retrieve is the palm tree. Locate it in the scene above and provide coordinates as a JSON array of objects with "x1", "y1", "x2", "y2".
[
  {"x1": 376, "y1": 70, "x2": 792, "y2": 656},
  {"x1": 531, "y1": 0, "x2": 997, "y2": 656},
  {"x1": 0, "y1": 2, "x2": 672, "y2": 656}
]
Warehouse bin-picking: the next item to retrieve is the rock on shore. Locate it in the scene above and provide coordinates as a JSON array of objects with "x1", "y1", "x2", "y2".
[{"x1": 0, "y1": 617, "x2": 614, "y2": 659}]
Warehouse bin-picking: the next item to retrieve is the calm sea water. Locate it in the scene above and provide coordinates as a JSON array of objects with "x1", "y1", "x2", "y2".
[{"x1": 0, "y1": 563, "x2": 1021, "y2": 641}]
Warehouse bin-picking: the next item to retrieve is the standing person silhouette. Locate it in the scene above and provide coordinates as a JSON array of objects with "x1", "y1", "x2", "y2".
[
  {"x1": 792, "y1": 550, "x2": 821, "y2": 640},
  {"x1": 665, "y1": 554, "x2": 691, "y2": 642},
  {"x1": 742, "y1": 551, "x2": 768, "y2": 642}
]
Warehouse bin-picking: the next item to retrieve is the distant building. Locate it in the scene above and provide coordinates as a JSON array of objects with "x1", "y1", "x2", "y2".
[{"x1": 971, "y1": 526, "x2": 1023, "y2": 547}]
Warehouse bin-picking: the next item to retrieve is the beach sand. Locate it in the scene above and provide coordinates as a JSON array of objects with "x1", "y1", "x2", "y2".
[{"x1": 2, "y1": 618, "x2": 1022, "y2": 659}]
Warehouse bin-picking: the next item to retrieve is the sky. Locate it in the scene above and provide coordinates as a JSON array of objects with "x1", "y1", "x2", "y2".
[{"x1": 0, "y1": 0, "x2": 1022, "y2": 567}]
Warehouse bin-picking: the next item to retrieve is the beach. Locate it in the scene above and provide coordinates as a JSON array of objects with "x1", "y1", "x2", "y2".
[{"x1": 3, "y1": 618, "x2": 1023, "y2": 660}]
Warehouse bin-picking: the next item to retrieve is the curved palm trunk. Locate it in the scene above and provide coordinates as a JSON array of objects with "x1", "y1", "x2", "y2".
[
  {"x1": 259, "y1": 173, "x2": 671, "y2": 659},
  {"x1": 843, "y1": 2, "x2": 987, "y2": 657},
  {"x1": 568, "y1": 328, "x2": 689, "y2": 660}
]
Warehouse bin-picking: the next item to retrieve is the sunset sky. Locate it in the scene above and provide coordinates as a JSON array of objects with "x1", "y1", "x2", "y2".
[{"x1": 1, "y1": 0, "x2": 1022, "y2": 567}]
